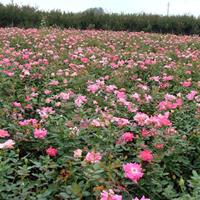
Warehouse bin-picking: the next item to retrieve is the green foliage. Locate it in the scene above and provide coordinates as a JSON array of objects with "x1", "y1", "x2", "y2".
[{"x1": 0, "y1": 3, "x2": 200, "y2": 34}]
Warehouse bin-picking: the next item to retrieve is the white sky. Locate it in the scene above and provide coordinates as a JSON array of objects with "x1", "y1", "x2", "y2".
[{"x1": 0, "y1": 0, "x2": 200, "y2": 16}]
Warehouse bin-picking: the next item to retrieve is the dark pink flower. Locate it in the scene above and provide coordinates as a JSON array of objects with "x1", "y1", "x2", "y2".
[
  {"x1": 46, "y1": 147, "x2": 58, "y2": 157},
  {"x1": 116, "y1": 132, "x2": 134, "y2": 144},
  {"x1": 121, "y1": 132, "x2": 134, "y2": 142},
  {"x1": 81, "y1": 57, "x2": 89, "y2": 63},
  {"x1": 139, "y1": 150, "x2": 153, "y2": 162}
]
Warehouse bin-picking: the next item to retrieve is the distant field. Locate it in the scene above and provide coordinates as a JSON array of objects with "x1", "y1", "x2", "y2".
[{"x1": 0, "y1": 28, "x2": 200, "y2": 200}]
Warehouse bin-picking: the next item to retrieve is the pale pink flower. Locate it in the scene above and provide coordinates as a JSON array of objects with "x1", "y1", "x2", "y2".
[
  {"x1": 181, "y1": 81, "x2": 191, "y2": 87},
  {"x1": 85, "y1": 151, "x2": 102, "y2": 163},
  {"x1": 45, "y1": 98, "x2": 52, "y2": 103},
  {"x1": 49, "y1": 80, "x2": 59, "y2": 86},
  {"x1": 87, "y1": 83, "x2": 100, "y2": 93},
  {"x1": 91, "y1": 119, "x2": 101, "y2": 127},
  {"x1": 44, "y1": 90, "x2": 52, "y2": 95},
  {"x1": 134, "y1": 113, "x2": 149, "y2": 126},
  {"x1": 164, "y1": 94, "x2": 176, "y2": 101},
  {"x1": 185, "y1": 70, "x2": 192, "y2": 74},
  {"x1": 34, "y1": 128, "x2": 47, "y2": 139},
  {"x1": 175, "y1": 98, "x2": 183, "y2": 107},
  {"x1": 112, "y1": 117, "x2": 130, "y2": 127},
  {"x1": 106, "y1": 85, "x2": 117, "y2": 93},
  {"x1": 55, "y1": 102, "x2": 61, "y2": 107},
  {"x1": 186, "y1": 90, "x2": 198, "y2": 100},
  {"x1": 144, "y1": 94, "x2": 152, "y2": 103},
  {"x1": 59, "y1": 91, "x2": 73, "y2": 101},
  {"x1": 0, "y1": 139, "x2": 15, "y2": 149},
  {"x1": 149, "y1": 76, "x2": 160, "y2": 82},
  {"x1": 13, "y1": 102, "x2": 22, "y2": 108},
  {"x1": 31, "y1": 92, "x2": 38, "y2": 97},
  {"x1": 115, "y1": 91, "x2": 126, "y2": 100},
  {"x1": 21, "y1": 69, "x2": 30, "y2": 76},
  {"x1": 74, "y1": 149, "x2": 82, "y2": 158},
  {"x1": 163, "y1": 75, "x2": 173, "y2": 81},
  {"x1": 132, "y1": 93, "x2": 141, "y2": 102},
  {"x1": 75, "y1": 95, "x2": 87, "y2": 107},
  {"x1": 138, "y1": 84, "x2": 149, "y2": 91},
  {"x1": 100, "y1": 189, "x2": 122, "y2": 200},
  {"x1": 110, "y1": 62, "x2": 119, "y2": 69},
  {"x1": 0, "y1": 129, "x2": 10, "y2": 138},
  {"x1": 158, "y1": 101, "x2": 170, "y2": 111},
  {"x1": 123, "y1": 163, "x2": 143, "y2": 183},
  {"x1": 164, "y1": 127, "x2": 177, "y2": 136},
  {"x1": 3, "y1": 70, "x2": 14, "y2": 76},
  {"x1": 19, "y1": 119, "x2": 38, "y2": 126},
  {"x1": 37, "y1": 107, "x2": 55, "y2": 119}
]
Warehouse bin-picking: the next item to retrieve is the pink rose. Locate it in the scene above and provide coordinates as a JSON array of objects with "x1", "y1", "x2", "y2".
[
  {"x1": 34, "y1": 128, "x2": 47, "y2": 139},
  {"x1": 139, "y1": 150, "x2": 153, "y2": 162},
  {"x1": 0, "y1": 129, "x2": 10, "y2": 138},
  {"x1": 74, "y1": 149, "x2": 82, "y2": 158},
  {"x1": 85, "y1": 151, "x2": 102, "y2": 163},
  {"x1": 46, "y1": 147, "x2": 58, "y2": 157}
]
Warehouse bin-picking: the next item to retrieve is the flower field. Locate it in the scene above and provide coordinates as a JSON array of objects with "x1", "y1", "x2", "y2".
[{"x1": 0, "y1": 28, "x2": 200, "y2": 200}]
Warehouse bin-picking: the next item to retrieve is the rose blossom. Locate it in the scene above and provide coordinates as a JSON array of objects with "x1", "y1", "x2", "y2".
[
  {"x1": 134, "y1": 113, "x2": 149, "y2": 126},
  {"x1": 74, "y1": 95, "x2": 87, "y2": 107},
  {"x1": 100, "y1": 189, "x2": 122, "y2": 200},
  {"x1": 85, "y1": 151, "x2": 102, "y2": 163},
  {"x1": 186, "y1": 90, "x2": 198, "y2": 100},
  {"x1": 123, "y1": 163, "x2": 143, "y2": 183},
  {"x1": 116, "y1": 132, "x2": 134, "y2": 144},
  {"x1": 0, "y1": 129, "x2": 10, "y2": 138},
  {"x1": 74, "y1": 149, "x2": 82, "y2": 158},
  {"x1": 0, "y1": 139, "x2": 15, "y2": 149},
  {"x1": 139, "y1": 150, "x2": 153, "y2": 162},
  {"x1": 81, "y1": 57, "x2": 89, "y2": 63},
  {"x1": 46, "y1": 147, "x2": 58, "y2": 157},
  {"x1": 34, "y1": 128, "x2": 47, "y2": 139}
]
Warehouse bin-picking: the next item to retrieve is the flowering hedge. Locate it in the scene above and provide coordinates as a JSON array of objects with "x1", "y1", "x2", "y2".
[{"x1": 0, "y1": 28, "x2": 200, "y2": 200}]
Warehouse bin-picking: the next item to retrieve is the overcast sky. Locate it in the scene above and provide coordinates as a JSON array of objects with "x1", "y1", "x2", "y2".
[{"x1": 1, "y1": 0, "x2": 200, "y2": 16}]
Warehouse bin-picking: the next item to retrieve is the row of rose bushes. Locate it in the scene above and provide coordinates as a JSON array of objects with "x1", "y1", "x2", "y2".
[{"x1": 0, "y1": 28, "x2": 200, "y2": 199}]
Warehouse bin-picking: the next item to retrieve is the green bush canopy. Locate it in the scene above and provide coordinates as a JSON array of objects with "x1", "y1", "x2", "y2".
[{"x1": 0, "y1": 3, "x2": 200, "y2": 35}]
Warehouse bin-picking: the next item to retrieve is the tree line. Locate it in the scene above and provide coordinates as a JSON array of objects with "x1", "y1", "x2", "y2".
[{"x1": 0, "y1": 3, "x2": 200, "y2": 35}]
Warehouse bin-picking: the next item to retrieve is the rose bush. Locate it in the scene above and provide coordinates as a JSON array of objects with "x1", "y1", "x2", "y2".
[{"x1": 0, "y1": 28, "x2": 200, "y2": 199}]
